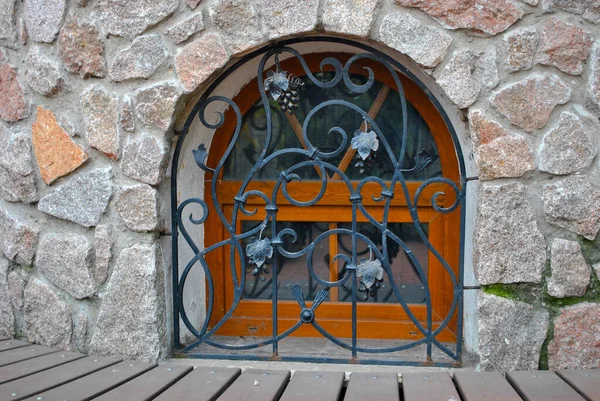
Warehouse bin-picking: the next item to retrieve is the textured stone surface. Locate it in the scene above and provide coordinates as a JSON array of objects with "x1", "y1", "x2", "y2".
[
  {"x1": 537, "y1": 112, "x2": 597, "y2": 175},
  {"x1": 25, "y1": 0, "x2": 67, "y2": 43},
  {"x1": 542, "y1": 176, "x2": 600, "y2": 240},
  {"x1": 0, "y1": 0, "x2": 17, "y2": 48},
  {"x1": 115, "y1": 184, "x2": 162, "y2": 232},
  {"x1": 468, "y1": 110, "x2": 534, "y2": 180},
  {"x1": 0, "y1": 128, "x2": 37, "y2": 203},
  {"x1": 323, "y1": 0, "x2": 381, "y2": 38},
  {"x1": 24, "y1": 278, "x2": 72, "y2": 348},
  {"x1": 478, "y1": 293, "x2": 549, "y2": 371},
  {"x1": 94, "y1": 224, "x2": 112, "y2": 285},
  {"x1": 379, "y1": 12, "x2": 452, "y2": 68},
  {"x1": 175, "y1": 33, "x2": 229, "y2": 93},
  {"x1": 586, "y1": 43, "x2": 600, "y2": 117},
  {"x1": 32, "y1": 106, "x2": 89, "y2": 185},
  {"x1": 474, "y1": 182, "x2": 546, "y2": 284},
  {"x1": 535, "y1": 17, "x2": 591, "y2": 75},
  {"x1": 167, "y1": 13, "x2": 205, "y2": 44},
  {"x1": 262, "y1": 0, "x2": 318, "y2": 40},
  {"x1": 548, "y1": 303, "x2": 600, "y2": 369},
  {"x1": 121, "y1": 136, "x2": 168, "y2": 186},
  {"x1": 134, "y1": 81, "x2": 182, "y2": 132},
  {"x1": 108, "y1": 35, "x2": 168, "y2": 82},
  {"x1": 491, "y1": 74, "x2": 571, "y2": 132},
  {"x1": 504, "y1": 27, "x2": 538, "y2": 72},
  {"x1": 81, "y1": 86, "x2": 120, "y2": 160},
  {"x1": 595, "y1": 263, "x2": 600, "y2": 279},
  {"x1": 0, "y1": 209, "x2": 39, "y2": 266},
  {"x1": 120, "y1": 95, "x2": 135, "y2": 132},
  {"x1": 90, "y1": 243, "x2": 166, "y2": 362},
  {"x1": 542, "y1": 0, "x2": 600, "y2": 24},
  {"x1": 58, "y1": 18, "x2": 106, "y2": 78},
  {"x1": 8, "y1": 271, "x2": 24, "y2": 310},
  {"x1": 0, "y1": 258, "x2": 14, "y2": 337},
  {"x1": 37, "y1": 233, "x2": 96, "y2": 300},
  {"x1": 187, "y1": 0, "x2": 202, "y2": 9},
  {"x1": 38, "y1": 169, "x2": 113, "y2": 228},
  {"x1": 209, "y1": 0, "x2": 263, "y2": 55},
  {"x1": 25, "y1": 47, "x2": 68, "y2": 97},
  {"x1": 547, "y1": 239, "x2": 591, "y2": 298},
  {"x1": 396, "y1": 0, "x2": 523, "y2": 36},
  {"x1": 94, "y1": 0, "x2": 178, "y2": 40},
  {"x1": 0, "y1": 62, "x2": 28, "y2": 122}
]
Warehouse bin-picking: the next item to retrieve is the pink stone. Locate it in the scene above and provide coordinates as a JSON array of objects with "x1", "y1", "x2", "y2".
[
  {"x1": 175, "y1": 33, "x2": 229, "y2": 93},
  {"x1": 0, "y1": 62, "x2": 28, "y2": 122},
  {"x1": 536, "y1": 17, "x2": 592, "y2": 75},
  {"x1": 187, "y1": 0, "x2": 203, "y2": 9},
  {"x1": 58, "y1": 18, "x2": 106, "y2": 79}
]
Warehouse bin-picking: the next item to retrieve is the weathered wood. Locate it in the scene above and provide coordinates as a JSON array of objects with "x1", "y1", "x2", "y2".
[
  {"x1": 344, "y1": 372, "x2": 399, "y2": 401},
  {"x1": 0, "y1": 351, "x2": 84, "y2": 385},
  {"x1": 402, "y1": 372, "x2": 461, "y2": 401},
  {"x1": 93, "y1": 363, "x2": 193, "y2": 401},
  {"x1": 0, "y1": 345, "x2": 57, "y2": 367},
  {"x1": 506, "y1": 371, "x2": 586, "y2": 401},
  {"x1": 454, "y1": 371, "x2": 523, "y2": 401},
  {"x1": 218, "y1": 369, "x2": 291, "y2": 401},
  {"x1": 154, "y1": 366, "x2": 241, "y2": 401},
  {"x1": 556, "y1": 369, "x2": 600, "y2": 401},
  {"x1": 0, "y1": 340, "x2": 31, "y2": 353},
  {"x1": 279, "y1": 371, "x2": 344, "y2": 401}
]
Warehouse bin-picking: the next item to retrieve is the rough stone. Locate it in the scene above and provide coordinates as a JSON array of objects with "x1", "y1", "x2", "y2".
[
  {"x1": 81, "y1": 86, "x2": 120, "y2": 160},
  {"x1": 38, "y1": 169, "x2": 113, "y2": 228},
  {"x1": 121, "y1": 136, "x2": 168, "y2": 186},
  {"x1": 535, "y1": 17, "x2": 591, "y2": 75},
  {"x1": 8, "y1": 271, "x2": 24, "y2": 309},
  {"x1": 549, "y1": 303, "x2": 600, "y2": 369},
  {"x1": 0, "y1": 62, "x2": 28, "y2": 122},
  {"x1": 474, "y1": 182, "x2": 546, "y2": 284},
  {"x1": 0, "y1": 209, "x2": 39, "y2": 266},
  {"x1": 323, "y1": 0, "x2": 381, "y2": 38},
  {"x1": 478, "y1": 292, "x2": 549, "y2": 371},
  {"x1": 0, "y1": 0, "x2": 17, "y2": 48},
  {"x1": 0, "y1": 258, "x2": 14, "y2": 338},
  {"x1": 379, "y1": 12, "x2": 452, "y2": 68},
  {"x1": 187, "y1": 0, "x2": 202, "y2": 9},
  {"x1": 491, "y1": 74, "x2": 571, "y2": 133},
  {"x1": 547, "y1": 239, "x2": 591, "y2": 298},
  {"x1": 542, "y1": 176, "x2": 600, "y2": 240},
  {"x1": 25, "y1": 0, "x2": 67, "y2": 43},
  {"x1": 58, "y1": 18, "x2": 106, "y2": 78},
  {"x1": 94, "y1": 224, "x2": 112, "y2": 285},
  {"x1": 108, "y1": 35, "x2": 168, "y2": 82},
  {"x1": 25, "y1": 47, "x2": 68, "y2": 97},
  {"x1": 586, "y1": 43, "x2": 600, "y2": 117},
  {"x1": 94, "y1": 0, "x2": 178, "y2": 40},
  {"x1": 37, "y1": 233, "x2": 96, "y2": 300},
  {"x1": 262, "y1": 0, "x2": 318, "y2": 40},
  {"x1": 175, "y1": 33, "x2": 229, "y2": 93},
  {"x1": 134, "y1": 81, "x2": 182, "y2": 132},
  {"x1": 167, "y1": 13, "x2": 205, "y2": 45},
  {"x1": 120, "y1": 96, "x2": 135, "y2": 132},
  {"x1": 115, "y1": 184, "x2": 163, "y2": 232},
  {"x1": 208, "y1": 0, "x2": 264, "y2": 55},
  {"x1": 468, "y1": 110, "x2": 535, "y2": 180},
  {"x1": 396, "y1": 0, "x2": 523, "y2": 36},
  {"x1": 0, "y1": 128, "x2": 37, "y2": 204},
  {"x1": 504, "y1": 27, "x2": 538, "y2": 72},
  {"x1": 537, "y1": 112, "x2": 597, "y2": 175},
  {"x1": 542, "y1": 0, "x2": 600, "y2": 24},
  {"x1": 521, "y1": 0, "x2": 538, "y2": 4},
  {"x1": 595, "y1": 263, "x2": 600, "y2": 279},
  {"x1": 90, "y1": 243, "x2": 166, "y2": 362},
  {"x1": 32, "y1": 106, "x2": 89, "y2": 185},
  {"x1": 24, "y1": 278, "x2": 72, "y2": 348}
]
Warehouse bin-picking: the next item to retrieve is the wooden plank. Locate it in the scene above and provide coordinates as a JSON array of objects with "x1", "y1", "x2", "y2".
[
  {"x1": 454, "y1": 371, "x2": 523, "y2": 401},
  {"x1": 21, "y1": 359, "x2": 155, "y2": 401},
  {"x1": 344, "y1": 372, "x2": 399, "y2": 401},
  {"x1": 279, "y1": 371, "x2": 344, "y2": 401},
  {"x1": 0, "y1": 345, "x2": 57, "y2": 367},
  {"x1": 556, "y1": 370, "x2": 600, "y2": 401},
  {"x1": 93, "y1": 363, "x2": 193, "y2": 401},
  {"x1": 154, "y1": 366, "x2": 241, "y2": 401},
  {"x1": 0, "y1": 339, "x2": 31, "y2": 352},
  {"x1": 506, "y1": 371, "x2": 586, "y2": 401},
  {"x1": 218, "y1": 369, "x2": 290, "y2": 401},
  {"x1": 0, "y1": 351, "x2": 84, "y2": 385},
  {"x1": 0, "y1": 356, "x2": 119, "y2": 401},
  {"x1": 402, "y1": 372, "x2": 461, "y2": 401}
]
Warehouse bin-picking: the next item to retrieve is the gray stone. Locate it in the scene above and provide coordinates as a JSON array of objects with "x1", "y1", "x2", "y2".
[
  {"x1": 521, "y1": 0, "x2": 539, "y2": 4},
  {"x1": 537, "y1": 112, "x2": 597, "y2": 175},
  {"x1": 38, "y1": 169, "x2": 113, "y2": 228},
  {"x1": 24, "y1": 278, "x2": 72, "y2": 348},
  {"x1": 0, "y1": 0, "x2": 17, "y2": 48},
  {"x1": 0, "y1": 209, "x2": 39, "y2": 266},
  {"x1": 379, "y1": 12, "x2": 452, "y2": 68},
  {"x1": 491, "y1": 74, "x2": 571, "y2": 133},
  {"x1": 474, "y1": 182, "x2": 546, "y2": 284},
  {"x1": 478, "y1": 292, "x2": 549, "y2": 371},
  {"x1": 108, "y1": 35, "x2": 168, "y2": 82},
  {"x1": 542, "y1": 0, "x2": 600, "y2": 24},
  {"x1": 586, "y1": 44, "x2": 600, "y2": 117},
  {"x1": 0, "y1": 128, "x2": 37, "y2": 204},
  {"x1": 547, "y1": 239, "x2": 591, "y2": 298},
  {"x1": 94, "y1": 224, "x2": 112, "y2": 285},
  {"x1": 134, "y1": 81, "x2": 182, "y2": 132},
  {"x1": 175, "y1": 33, "x2": 229, "y2": 93},
  {"x1": 167, "y1": 13, "x2": 205, "y2": 45},
  {"x1": 115, "y1": 184, "x2": 163, "y2": 232},
  {"x1": 261, "y1": 0, "x2": 318, "y2": 40},
  {"x1": 323, "y1": 0, "x2": 381, "y2": 38},
  {"x1": 81, "y1": 86, "x2": 120, "y2": 160},
  {"x1": 25, "y1": 0, "x2": 67, "y2": 43},
  {"x1": 94, "y1": 0, "x2": 178, "y2": 40},
  {"x1": 120, "y1": 95, "x2": 135, "y2": 132},
  {"x1": 121, "y1": 136, "x2": 168, "y2": 186},
  {"x1": 542, "y1": 176, "x2": 600, "y2": 241},
  {"x1": 594, "y1": 263, "x2": 600, "y2": 279},
  {"x1": 0, "y1": 258, "x2": 14, "y2": 338},
  {"x1": 25, "y1": 47, "x2": 68, "y2": 97},
  {"x1": 37, "y1": 233, "x2": 96, "y2": 300},
  {"x1": 8, "y1": 271, "x2": 24, "y2": 309},
  {"x1": 504, "y1": 27, "x2": 538, "y2": 72},
  {"x1": 90, "y1": 243, "x2": 166, "y2": 362},
  {"x1": 58, "y1": 18, "x2": 106, "y2": 79},
  {"x1": 208, "y1": 0, "x2": 264, "y2": 55}
]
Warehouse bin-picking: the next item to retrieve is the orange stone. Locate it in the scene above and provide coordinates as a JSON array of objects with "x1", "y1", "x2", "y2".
[{"x1": 32, "y1": 106, "x2": 89, "y2": 185}]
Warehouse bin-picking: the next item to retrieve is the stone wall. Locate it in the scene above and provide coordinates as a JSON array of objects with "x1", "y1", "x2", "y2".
[{"x1": 0, "y1": 0, "x2": 598, "y2": 369}]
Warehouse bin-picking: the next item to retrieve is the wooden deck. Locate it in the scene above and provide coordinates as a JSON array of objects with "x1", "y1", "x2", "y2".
[{"x1": 0, "y1": 337, "x2": 598, "y2": 401}]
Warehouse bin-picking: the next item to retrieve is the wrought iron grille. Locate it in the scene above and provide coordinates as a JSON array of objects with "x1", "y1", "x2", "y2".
[{"x1": 171, "y1": 38, "x2": 466, "y2": 367}]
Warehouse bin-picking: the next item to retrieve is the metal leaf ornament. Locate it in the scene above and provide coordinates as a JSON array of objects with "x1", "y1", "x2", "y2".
[
  {"x1": 351, "y1": 128, "x2": 379, "y2": 160},
  {"x1": 356, "y1": 258, "x2": 384, "y2": 290},
  {"x1": 246, "y1": 236, "x2": 273, "y2": 269},
  {"x1": 264, "y1": 66, "x2": 303, "y2": 114}
]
